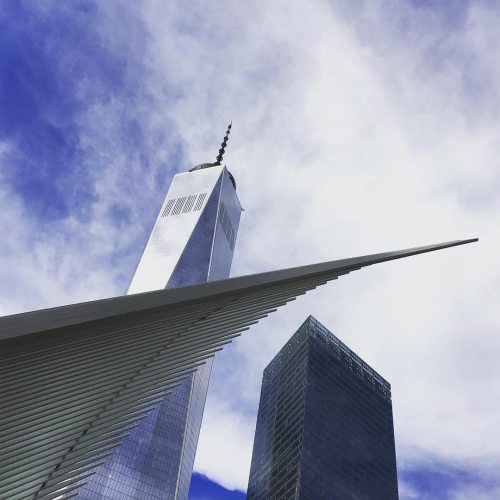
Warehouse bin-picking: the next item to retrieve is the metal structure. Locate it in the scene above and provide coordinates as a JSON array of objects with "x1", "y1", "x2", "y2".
[
  {"x1": 247, "y1": 316, "x2": 398, "y2": 499},
  {"x1": 0, "y1": 238, "x2": 476, "y2": 499}
]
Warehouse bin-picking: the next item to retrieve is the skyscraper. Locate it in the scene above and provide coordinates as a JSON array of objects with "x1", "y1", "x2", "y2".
[
  {"x1": 77, "y1": 124, "x2": 243, "y2": 499},
  {"x1": 247, "y1": 315, "x2": 399, "y2": 500}
]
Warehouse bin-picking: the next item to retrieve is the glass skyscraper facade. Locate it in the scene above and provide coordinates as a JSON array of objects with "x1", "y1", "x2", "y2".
[
  {"x1": 77, "y1": 161, "x2": 242, "y2": 499},
  {"x1": 247, "y1": 315, "x2": 399, "y2": 500}
]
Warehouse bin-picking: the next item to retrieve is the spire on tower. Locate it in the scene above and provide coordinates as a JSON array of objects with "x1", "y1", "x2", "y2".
[
  {"x1": 189, "y1": 122, "x2": 233, "y2": 173},
  {"x1": 214, "y1": 122, "x2": 232, "y2": 166}
]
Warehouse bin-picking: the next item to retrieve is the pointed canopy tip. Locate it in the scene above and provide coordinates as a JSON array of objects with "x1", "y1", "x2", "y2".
[
  {"x1": 438, "y1": 237, "x2": 478, "y2": 248},
  {"x1": 431, "y1": 237, "x2": 477, "y2": 246},
  {"x1": 363, "y1": 237, "x2": 478, "y2": 262}
]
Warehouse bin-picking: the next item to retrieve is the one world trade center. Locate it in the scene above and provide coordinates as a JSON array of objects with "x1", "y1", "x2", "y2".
[{"x1": 77, "y1": 124, "x2": 242, "y2": 499}]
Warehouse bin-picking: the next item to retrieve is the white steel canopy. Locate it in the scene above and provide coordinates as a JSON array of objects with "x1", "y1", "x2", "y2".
[{"x1": 0, "y1": 239, "x2": 477, "y2": 499}]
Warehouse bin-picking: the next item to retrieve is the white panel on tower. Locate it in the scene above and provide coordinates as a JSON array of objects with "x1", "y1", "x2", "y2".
[{"x1": 127, "y1": 165, "x2": 225, "y2": 294}]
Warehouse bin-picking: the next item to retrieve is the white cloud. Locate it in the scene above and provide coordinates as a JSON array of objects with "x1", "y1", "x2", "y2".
[
  {"x1": 147, "y1": 0, "x2": 499, "y2": 490},
  {"x1": 194, "y1": 399, "x2": 256, "y2": 491},
  {"x1": 2, "y1": 0, "x2": 500, "y2": 493}
]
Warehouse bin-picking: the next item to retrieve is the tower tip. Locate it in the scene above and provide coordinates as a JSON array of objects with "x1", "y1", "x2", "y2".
[{"x1": 214, "y1": 122, "x2": 232, "y2": 166}]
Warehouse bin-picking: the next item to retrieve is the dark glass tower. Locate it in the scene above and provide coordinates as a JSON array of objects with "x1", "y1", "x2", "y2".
[
  {"x1": 77, "y1": 126, "x2": 242, "y2": 499},
  {"x1": 247, "y1": 315, "x2": 399, "y2": 500}
]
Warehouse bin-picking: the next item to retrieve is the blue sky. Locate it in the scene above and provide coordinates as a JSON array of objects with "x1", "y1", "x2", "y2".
[
  {"x1": 1, "y1": 2, "x2": 147, "y2": 219},
  {"x1": 189, "y1": 474, "x2": 246, "y2": 500},
  {"x1": 1, "y1": 1, "x2": 500, "y2": 498}
]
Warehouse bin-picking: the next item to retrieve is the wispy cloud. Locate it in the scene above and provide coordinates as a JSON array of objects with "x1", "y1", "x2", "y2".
[
  {"x1": 1, "y1": 0, "x2": 499, "y2": 496},
  {"x1": 0, "y1": 1, "x2": 183, "y2": 312},
  {"x1": 398, "y1": 452, "x2": 500, "y2": 499}
]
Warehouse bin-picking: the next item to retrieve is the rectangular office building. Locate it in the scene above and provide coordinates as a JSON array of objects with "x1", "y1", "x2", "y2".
[{"x1": 247, "y1": 315, "x2": 399, "y2": 499}]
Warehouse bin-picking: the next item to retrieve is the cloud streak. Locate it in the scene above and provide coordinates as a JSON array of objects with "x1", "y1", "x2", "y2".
[{"x1": 1, "y1": 0, "x2": 499, "y2": 496}]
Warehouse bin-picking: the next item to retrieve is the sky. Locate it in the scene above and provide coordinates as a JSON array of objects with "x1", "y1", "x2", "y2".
[{"x1": 1, "y1": 0, "x2": 499, "y2": 498}]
